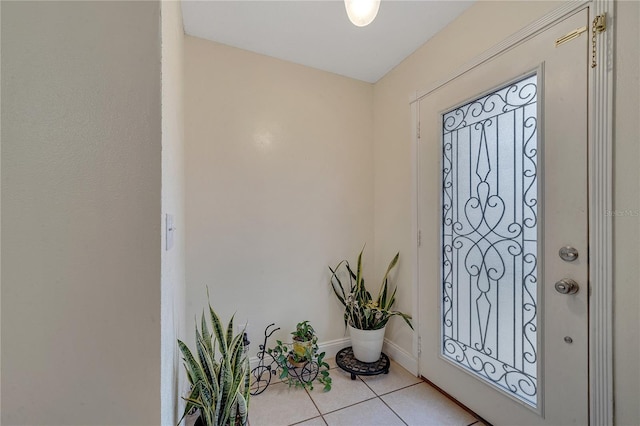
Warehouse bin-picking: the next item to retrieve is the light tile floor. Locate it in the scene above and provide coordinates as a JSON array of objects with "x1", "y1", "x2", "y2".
[{"x1": 249, "y1": 359, "x2": 486, "y2": 426}]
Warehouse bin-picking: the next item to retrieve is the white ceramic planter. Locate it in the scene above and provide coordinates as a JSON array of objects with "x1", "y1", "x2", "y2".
[{"x1": 348, "y1": 325, "x2": 386, "y2": 363}]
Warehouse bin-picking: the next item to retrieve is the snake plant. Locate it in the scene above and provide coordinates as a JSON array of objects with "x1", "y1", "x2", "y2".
[
  {"x1": 329, "y1": 247, "x2": 413, "y2": 331},
  {"x1": 177, "y1": 299, "x2": 250, "y2": 426}
]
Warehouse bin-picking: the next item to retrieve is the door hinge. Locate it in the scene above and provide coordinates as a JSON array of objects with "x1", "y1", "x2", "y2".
[
  {"x1": 417, "y1": 230, "x2": 422, "y2": 247},
  {"x1": 417, "y1": 121, "x2": 421, "y2": 139},
  {"x1": 591, "y1": 13, "x2": 607, "y2": 68},
  {"x1": 418, "y1": 336, "x2": 422, "y2": 355}
]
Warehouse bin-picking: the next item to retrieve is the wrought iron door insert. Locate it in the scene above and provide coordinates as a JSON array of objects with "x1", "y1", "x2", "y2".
[{"x1": 441, "y1": 73, "x2": 539, "y2": 406}]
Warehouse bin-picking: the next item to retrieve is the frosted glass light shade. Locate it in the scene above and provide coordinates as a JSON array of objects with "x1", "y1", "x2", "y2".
[{"x1": 344, "y1": 0, "x2": 380, "y2": 27}]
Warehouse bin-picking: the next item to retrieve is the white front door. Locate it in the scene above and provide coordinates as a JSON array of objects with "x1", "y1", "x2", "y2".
[{"x1": 417, "y1": 9, "x2": 589, "y2": 425}]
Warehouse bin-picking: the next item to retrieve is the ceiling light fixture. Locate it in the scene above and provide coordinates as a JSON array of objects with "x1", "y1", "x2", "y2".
[{"x1": 344, "y1": 0, "x2": 380, "y2": 27}]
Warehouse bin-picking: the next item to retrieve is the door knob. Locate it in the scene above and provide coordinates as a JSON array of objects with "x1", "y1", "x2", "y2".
[{"x1": 555, "y1": 278, "x2": 579, "y2": 295}]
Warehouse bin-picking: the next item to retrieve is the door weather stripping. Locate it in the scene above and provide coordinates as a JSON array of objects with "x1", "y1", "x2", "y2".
[{"x1": 555, "y1": 26, "x2": 587, "y2": 47}]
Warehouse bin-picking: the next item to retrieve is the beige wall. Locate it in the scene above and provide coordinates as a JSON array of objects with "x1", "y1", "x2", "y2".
[
  {"x1": 373, "y1": 1, "x2": 639, "y2": 425},
  {"x1": 161, "y1": 1, "x2": 186, "y2": 425},
  {"x1": 184, "y1": 36, "x2": 374, "y2": 354},
  {"x1": 1, "y1": 2, "x2": 162, "y2": 424}
]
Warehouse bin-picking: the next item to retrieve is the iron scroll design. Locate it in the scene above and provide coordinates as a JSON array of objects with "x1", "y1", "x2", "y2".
[{"x1": 441, "y1": 74, "x2": 539, "y2": 406}]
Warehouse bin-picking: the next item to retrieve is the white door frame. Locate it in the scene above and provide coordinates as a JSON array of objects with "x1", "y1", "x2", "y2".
[{"x1": 409, "y1": 1, "x2": 614, "y2": 424}]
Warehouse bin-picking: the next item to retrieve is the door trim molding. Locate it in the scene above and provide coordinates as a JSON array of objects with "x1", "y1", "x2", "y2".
[
  {"x1": 589, "y1": 0, "x2": 614, "y2": 424},
  {"x1": 410, "y1": 0, "x2": 615, "y2": 424}
]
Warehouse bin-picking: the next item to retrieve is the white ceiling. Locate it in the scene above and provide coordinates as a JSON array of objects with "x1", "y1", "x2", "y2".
[{"x1": 181, "y1": 1, "x2": 475, "y2": 83}]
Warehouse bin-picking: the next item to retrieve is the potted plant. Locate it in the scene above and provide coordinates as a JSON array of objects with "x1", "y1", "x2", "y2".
[
  {"x1": 268, "y1": 321, "x2": 332, "y2": 391},
  {"x1": 177, "y1": 296, "x2": 250, "y2": 426},
  {"x1": 290, "y1": 320, "x2": 315, "y2": 367},
  {"x1": 329, "y1": 247, "x2": 413, "y2": 362}
]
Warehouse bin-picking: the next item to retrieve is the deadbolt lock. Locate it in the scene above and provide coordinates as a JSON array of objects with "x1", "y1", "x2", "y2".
[{"x1": 559, "y1": 246, "x2": 579, "y2": 262}]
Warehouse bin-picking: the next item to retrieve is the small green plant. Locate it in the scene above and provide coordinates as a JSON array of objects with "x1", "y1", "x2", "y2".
[
  {"x1": 292, "y1": 320, "x2": 315, "y2": 343},
  {"x1": 268, "y1": 321, "x2": 332, "y2": 392},
  {"x1": 177, "y1": 294, "x2": 250, "y2": 426}
]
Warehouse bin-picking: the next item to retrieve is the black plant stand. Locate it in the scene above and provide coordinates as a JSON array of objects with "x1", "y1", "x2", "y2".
[
  {"x1": 249, "y1": 323, "x2": 320, "y2": 395},
  {"x1": 335, "y1": 347, "x2": 390, "y2": 380}
]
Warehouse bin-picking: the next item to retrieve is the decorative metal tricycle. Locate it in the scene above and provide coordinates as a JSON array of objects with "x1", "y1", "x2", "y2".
[{"x1": 249, "y1": 323, "x2": 320, "y2": 395}]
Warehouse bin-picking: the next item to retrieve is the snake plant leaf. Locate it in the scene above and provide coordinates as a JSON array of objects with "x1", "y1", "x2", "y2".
[
  {"x1": 201, "y1": 312, "x2": 214, "y2": 356},
  {"x1": 377, "y1": 252, "x2": 399, "y2": 299},
  {"x1": 381, "y1": 286, "x2": 398, "y2": 312},
  {"x1": 226, "y1": 313, "x2": 235, "y2": 347},
  {"x1": 197, "y1": 332, "x2": 216, "y2": 385},
  {"x1": 217, "y1": 359, "x2": 232, "y2": 425},
  {"x1": 328, "y1": 264, "x2": 347, "y2": 306},
  {"x1": 210, "y1": 363, "x2": 220, "y2": 402},
  {"x1": 345, "y1": 261, "x2": 357, "y2": 284},
  {"x1": 182, "y1": 396, "x2": 204, "y2": 410},
  {"x1": 200, "y1": 400, "x2": 213, "y2": 426},
  {"x1": 228, "y1": 397, "x2": 237, "y2": 425},
  {"x1": 214, "y1": 366, "x2": 224, "y2": 424},
  {"x1": 242, "y1": 357, "x2": 251, "y2": 411},
  {"x1": 392, "y1": 311, "x2": 414, "y2": 330},
  {"x1": 364, "y1": 288, "x2": 372, "y2": 302},
  {"x1": 230, "y1": 346, "x2": 246, "y2": 397},
  {"x1": 178, "y1": 384, "x2": 201, "y2": 425},
  {"x1": 236, "y1": 392, "x2": 248, "y2": 425},
  {"x1": 184, "y1": 362, "x2": 195, "y2": 385},
  {"x1": 178, "y1": 340, "x2": 208, "y2": 389},
  {"x1": 197, "y1": 379, "x2": 214, "y2": 412},
  {"x1": 222, "y1": 355, "x2": 245, "y2": 426},
  {"x1": 356, "y1": 247, "x2": 364, "y2": 293},
  {"x1": 209, "y1": 304, "x2": 228, "y2": 359},
  {"x1": 229, "y1": 329, "x2": 243, "y2": 367},
  {"x1": 227, "y1": 380, "x2": 244, "y2": 425}
]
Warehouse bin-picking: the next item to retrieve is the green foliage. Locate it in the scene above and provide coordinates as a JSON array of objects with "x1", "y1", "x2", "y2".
[
  {"x1": 267, "y1": 321, "x2": 332, "y2": 392},
  {"x1": 291, "y1": 320, "x2": 316, "y2": 343},
  {"x1": 329, "y1": 247, "x2": 413, "y2": 331},
  {"x1": 177, "y1": 296, "x2": 250, "y2": 426}
]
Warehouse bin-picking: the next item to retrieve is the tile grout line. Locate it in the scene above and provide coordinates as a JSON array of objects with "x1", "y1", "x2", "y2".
[
  {"x1": 300, "y1": 371, "x2": 381, "y2": 424},
  {"x1": 315, "y1": 372, "x2": 378, "y2": 416},
  {"x1": 327, "y1": 374, "x2": 414, "y2": 425},
  {"x1": 301, "y1": 387, "x2": 327, "y2": 426},
  {"x1": 378, "y1": 395, "x2": 409, "y2": 426},
  {"x1": 358, "y1": 374, "x2": 409, "y2": 425},
  {"x1": 374, "y1": 380, "x2": 426, "y2": 398},
  {"x1": 317, "y1": 395, "x2": 380, "y2": 417}
]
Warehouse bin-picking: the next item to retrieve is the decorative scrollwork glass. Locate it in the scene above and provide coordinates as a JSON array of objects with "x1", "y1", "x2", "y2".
[{"x1": 441, "y1": 73, "x2": 539, "y2": 407}]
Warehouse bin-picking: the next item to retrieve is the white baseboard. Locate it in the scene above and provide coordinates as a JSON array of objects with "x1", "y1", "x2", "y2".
[
  {"x1": 319, "y1": 337, "x2": 351, "y2": 359},
  {"x1": 383, "y1": 338, "x2": 419, "y2": 376}
]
